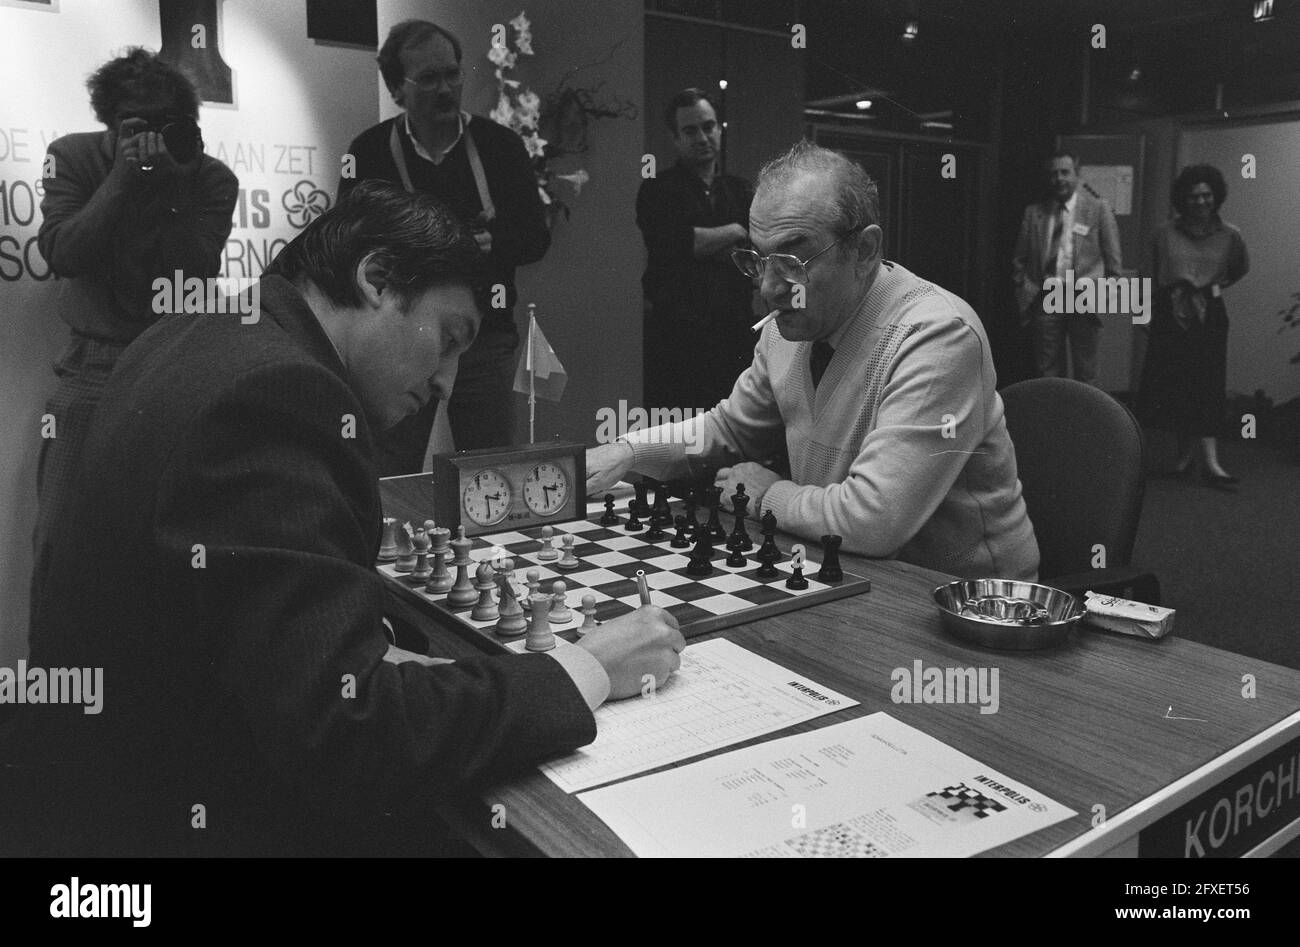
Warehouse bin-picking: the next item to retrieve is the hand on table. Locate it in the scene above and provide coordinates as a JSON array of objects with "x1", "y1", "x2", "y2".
[
  {"x1": 585, "y1": 442, "x2": 635, "y2": 497},
  {"x1": 715, "y1": 462, "x2": 782, "y2": 519},
  {"x1": 577, "y1": 605, "x2": 684, "y2": 699}
]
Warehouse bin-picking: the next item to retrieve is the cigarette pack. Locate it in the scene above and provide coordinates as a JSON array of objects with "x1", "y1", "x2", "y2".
[{"x1": 1083, "y1": 591, "x2": 1175, "y2": 639}]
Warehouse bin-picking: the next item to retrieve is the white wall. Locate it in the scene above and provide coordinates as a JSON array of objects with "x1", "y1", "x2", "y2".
[
  {"x1": 0, "y1": 0, "x2": 377, "y2": 663},
  {"x1": 1179, "y1": 119, "x2": 1300, "y2": 407}
]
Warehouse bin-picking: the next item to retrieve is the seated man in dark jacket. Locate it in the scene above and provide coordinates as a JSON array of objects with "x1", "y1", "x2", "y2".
[{"x1": 12, "y1": 182, "x2": 681, "y2": 856}]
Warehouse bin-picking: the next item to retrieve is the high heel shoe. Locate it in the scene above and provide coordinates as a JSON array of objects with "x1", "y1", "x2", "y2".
[{"x1": 1202, "y1": 470, "x2": 1238, "y2": 489}]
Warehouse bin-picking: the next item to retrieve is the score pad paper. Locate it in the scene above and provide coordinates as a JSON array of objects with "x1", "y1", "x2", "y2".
[
  {"x1": 578, "y1": 712, "x2": 1076, "y2": 857},
  {"x1": 539, "y1": 639, "x2": 857, "y2": 793}
]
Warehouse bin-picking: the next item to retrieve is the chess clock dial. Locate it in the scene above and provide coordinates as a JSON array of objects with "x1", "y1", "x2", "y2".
[
  {"x1": 425, "y1": 441, "x2": 587, "y2": 538},
  {"x1": 523, "y1": 461, "x2": 570, "y2": 516},
  {"x1": 461, "y1": 468, "x2": 512, "y2": 527}
]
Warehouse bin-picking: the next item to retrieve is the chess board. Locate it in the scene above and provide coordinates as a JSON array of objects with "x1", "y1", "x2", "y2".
[{"x1": 377, "y1": 500, "x2": 872, "y2": 646}]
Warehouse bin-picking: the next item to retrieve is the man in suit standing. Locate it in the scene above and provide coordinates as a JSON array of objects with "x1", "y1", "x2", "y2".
[
  {"x1": 1012, "y1": 151, "x2": 1122, "y2": 385},
  {"x1": 16, "y1": 183, "x2": 681, "y2": 856}
]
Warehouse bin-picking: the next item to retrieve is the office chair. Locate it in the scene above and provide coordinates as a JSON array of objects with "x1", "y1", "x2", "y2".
[{"x1": 1000, "y1": 377, "x2": 1161, "y2": 604}]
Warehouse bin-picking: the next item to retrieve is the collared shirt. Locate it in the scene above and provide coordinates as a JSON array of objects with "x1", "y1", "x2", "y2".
[
  {"x1": 403, "y1": 110, "x2": 469, "y2": 165},
  {"x1": 1050, "y1": 190, "x2": 1078, "y2": 280}
]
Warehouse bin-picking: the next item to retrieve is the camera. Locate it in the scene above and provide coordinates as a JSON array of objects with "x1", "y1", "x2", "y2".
[
  {"x1": 151, "y1": 115, "x2": 202, "y2": 165},
  {"x1": 124, "y1": 111, "x2": 203, "y2": 166}
]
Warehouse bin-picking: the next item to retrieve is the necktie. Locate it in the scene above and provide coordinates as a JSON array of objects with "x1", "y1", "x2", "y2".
[
  {"x1": 1045, "y1": 202, "x2": 1065, "y2": 277},
  {"x1": 810, "y1": 340, "x2": 834, "y2": 390}
]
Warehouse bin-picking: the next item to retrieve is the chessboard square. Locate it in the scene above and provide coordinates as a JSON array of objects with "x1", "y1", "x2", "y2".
[
  {"x1": 553, "y1": 519, "x2": 596, "y2": 534},
  {"x1": 567, "y1": 526, "x2": 620, "y2": 541},
  {"x1": 564, "y1": 567, "x2": 624, "y2": 586},
  {"x1": 484, "y1": 532, "x2": 532, "y2": 548},
  {"x1": 732, "y1": 584, "x2": 792, "y2": 606},
  {"x1": 606, "y1": 560, "x2": 665, "y2": 578},
  {"x1": 691, "y1": 593, "x2": 754, "y2": 615},
  {"x1": 616, "y1": 593, "x2": 647, "y2": 609},
  {"x1": 591, "y1": 578, "x2": 640, "y2": 599},
  {"x1": 644, "y1": 570, "x2": 692, "y2": 590},
  {"x1": 665, "y1": 602, "x2": 713, "y2": 624},
  {"x1": 702, "y1": 572, "x2": 758, "y2": 593},
  {"x1": 501, "y1": 540, "x2": 539, "y2": 556},
  {"x1": 584, "y1": 550, "x2": 636, "y2": 568},
  {"x1": 652, "y1": 552, "x2": 692, "y2": 571},
  {"x1": 735, "y1": 567, "x2": 784, "y2": 584},
  {"x1": 594, "y1": 600, "x2": 635, "y2": 622},
  {"x1": 618, "y1": 544, "x2": 672, "y2": 560},
  {"x1": 663, "y1": 580, "x2": 724, "y2": 602},
  {"x1": 599, "y1": 535, "x2": 649, "y2": 551}
]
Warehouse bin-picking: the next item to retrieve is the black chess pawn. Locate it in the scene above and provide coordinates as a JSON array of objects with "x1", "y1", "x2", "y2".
[
  {"x1": 786, "y1": 545, "x2": 809, "y2": 590},
  {"x1": 817, "y1": 534, "x2": 844, "y2": 583},
  {"x1": 632, "y1": 480, "x2": 651, "y2": 518},
  {"x1": 756, "y1": 510, "x2": 782, "y2": 574},
  {"x1": 706, "y1": 485, "x2": 727, "y2": 542},
  {"x1": 670, "y1": 514, "x2": 691, "y2": 548},
  {"x1": 651, "y1": 482, "x2": 672, "y2": 528},
  {"x1": 599, "y1": 493, "x2": 619, "y2": 526},
  {"x1": 728, "y1": 484, "x2": 753, "y2": 552},
  {"x1": 726, "y1": 545, "x2": 747, "y2": 568},
  {"x1": 645, "y1": 516, "x2": 667, "y2": 542},
  {"x1": 755, "y1": 548, "x2": 779, "y2": 578},
  {"x1": 684, "y1": 490, "x2": 700, "y2": 537},
  {"x1": 624, "y1": 500, "x2": 644, "y2": 532}
]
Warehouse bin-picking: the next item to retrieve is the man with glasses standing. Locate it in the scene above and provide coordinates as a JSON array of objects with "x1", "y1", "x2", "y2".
[
  {"x1": 339, "y1": 19, "x2": 550, "y2": 471},
  {"x1": 588, "y1": 141, "x2": 1039, "y2": 580},
  {"x1": 637, "y1": 88, "x2": 756, "y2": 410}
]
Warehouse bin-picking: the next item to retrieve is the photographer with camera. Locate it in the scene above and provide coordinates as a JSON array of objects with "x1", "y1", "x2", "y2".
[{"x1": 33, "y1": 48, "x2": 238, "y2": 616}]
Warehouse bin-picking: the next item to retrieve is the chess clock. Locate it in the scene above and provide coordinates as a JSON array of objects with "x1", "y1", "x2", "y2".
[{"x1": 428, "y1": 441, "x2": 587, "y2": 537}]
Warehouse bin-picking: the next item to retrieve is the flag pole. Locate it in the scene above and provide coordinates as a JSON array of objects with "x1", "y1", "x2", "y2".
[{"x1": 527, "y1": 303, "x2": 537, "y2": 444}]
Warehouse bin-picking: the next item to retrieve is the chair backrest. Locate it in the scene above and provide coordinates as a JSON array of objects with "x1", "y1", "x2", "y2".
[{"x1": 1000, "y1": 378, "x2": 1146, "y2": 579}]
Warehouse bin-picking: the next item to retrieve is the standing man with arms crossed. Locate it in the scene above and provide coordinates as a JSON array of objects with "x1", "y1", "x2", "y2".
[
  {"x1": 637, "y1": 88, "x2": 756, "y2": 411},
  {"x1": 340, "y1": 19, "x2": 551, "y2": 472},
  {"x1": 1012, "y1": 150, "x2": 1122, "y2": 385}
]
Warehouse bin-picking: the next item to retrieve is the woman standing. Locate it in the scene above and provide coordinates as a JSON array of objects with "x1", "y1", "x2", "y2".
[{"x1": 1138, "y1": 164, "x2": 1250, "y2": 488}]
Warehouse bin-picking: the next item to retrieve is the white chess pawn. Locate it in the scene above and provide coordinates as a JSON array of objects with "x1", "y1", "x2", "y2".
[
  {"x1": 522, "y1": 568, "x2": 542, "y2": 611},
  {"x1": 556, "y1": 533, "x2": 580, "y2": 571},
  {"x1": 549, "y1": 579, "x2": 572, "y2": 623},
  {"x1": 578, "y1": 593, "x2": 598, "y2": 636},
  {"x1": 537, "y1": 525, "x2": 559, "y2": 561}
]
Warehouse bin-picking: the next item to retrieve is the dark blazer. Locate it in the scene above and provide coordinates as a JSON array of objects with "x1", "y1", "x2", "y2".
[{"x1": 26, "y1": 275, "x2": 594, "y2": 854}]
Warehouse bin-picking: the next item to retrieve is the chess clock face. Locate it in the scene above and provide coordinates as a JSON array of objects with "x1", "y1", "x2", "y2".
[
  {"x1": 461, "y1": 468, "x2": 512, "y2": 527},
  {"x1": 424, "y1": 441, "x2": 588, "y2": 537},
  {"x1": 523, "y1": 461, "x2": 570, "y2": 516}
]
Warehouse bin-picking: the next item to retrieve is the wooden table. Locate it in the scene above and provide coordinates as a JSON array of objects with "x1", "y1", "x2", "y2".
[{"x1": 381, "y1": 477, "x2": 1300, "y2": 858}]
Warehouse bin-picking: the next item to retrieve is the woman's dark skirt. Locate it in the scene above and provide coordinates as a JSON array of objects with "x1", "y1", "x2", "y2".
[{"x1": 1138, "y1": 288, "x2": 1229, "y2": 437}]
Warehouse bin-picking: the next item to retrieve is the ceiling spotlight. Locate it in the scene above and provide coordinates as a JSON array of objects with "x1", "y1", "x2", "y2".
[
  {"x1": 718, "y1": 79, "x2": 728, "y2": 90},
  {"x1": 902, "y1": 19, "x2": 919, "y2": 42},
  {"x1": 1253, "y1": 0, "x2": 1274, "y2": 22},
  {"x1": 1128, "y1": 65, "x2": 1142, "y2": 82},
  {"x1": 855, "y1": 99, "x2": 873, "y2": 110}
]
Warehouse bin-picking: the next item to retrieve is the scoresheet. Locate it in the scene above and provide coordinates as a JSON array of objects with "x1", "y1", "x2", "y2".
[
  {"x1": 578, "y1": 712, "x2": 1076, "y2": 857},
  {"x1": 534, "y1": 638, "x2": 857, "y2": 793}
]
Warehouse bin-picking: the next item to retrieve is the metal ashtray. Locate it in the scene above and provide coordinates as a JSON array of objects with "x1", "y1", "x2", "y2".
[{"x1": 932, "y1": 579, "x2": 1084, "y2": 650}]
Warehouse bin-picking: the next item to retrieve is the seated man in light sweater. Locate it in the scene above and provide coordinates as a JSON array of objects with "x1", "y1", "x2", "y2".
[{"x1": 587, "y1": 140, "x2": 1040, "y2": 580}]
